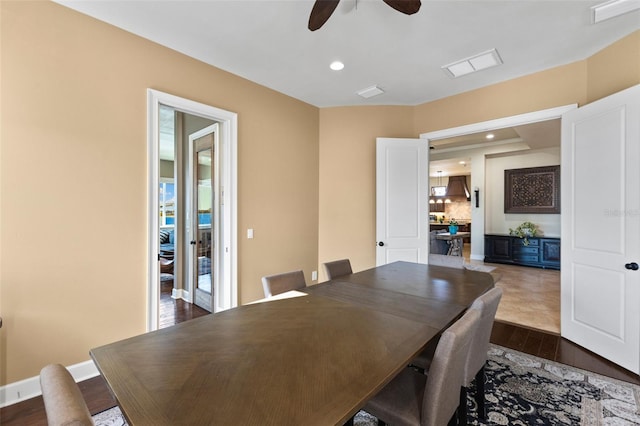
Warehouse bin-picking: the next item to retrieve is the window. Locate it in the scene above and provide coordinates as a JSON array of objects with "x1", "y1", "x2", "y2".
[
  {"x1": 431, "y1": 186, "x2": 446, "y2": 196},
  {"x1": 159, "y1": 180, "x2": 175, "y2": 226}
]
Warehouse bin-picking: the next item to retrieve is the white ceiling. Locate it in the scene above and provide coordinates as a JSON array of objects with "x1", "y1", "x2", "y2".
[
  {"x1": 429, "y1": 118, "x2": 561, "y2": 176},
  {"x1": 54, "y1": 0, "x2": 639, "y2": 108}
]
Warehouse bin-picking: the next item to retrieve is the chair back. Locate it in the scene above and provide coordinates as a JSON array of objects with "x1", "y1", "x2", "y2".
[
  {"x1": 40, "y1": 364, "x2": 95, "y2": 426},
  {"x1": 422, "y1": 308, "x2": 480, "y2": 426},
  {"x1": 261, "y1": 270, "x2": 306, "y2": 297},
  {"x1": 322, "y1": 259, "x2": 353, "y2": 280},
  {"x1": 429, "y1": 230, "x2": 450, "y2": 254},
  {"x1": 464, "y1": 287, "x2": 503, "y2": 385}
]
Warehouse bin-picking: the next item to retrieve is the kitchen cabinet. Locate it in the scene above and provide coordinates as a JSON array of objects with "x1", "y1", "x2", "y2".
[
  {"x1": 429, "y1": 202, "x2": 445, "y2": 212},
  {"x1": 484, "y1": 234, "x2": 560, "y2": 270},
  {"x1": 430, "y1": 223, "x2": 449, "y2": 232}
]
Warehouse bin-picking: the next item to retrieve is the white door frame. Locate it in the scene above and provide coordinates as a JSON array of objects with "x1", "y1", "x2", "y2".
[
  {"x1": 147, "y1": 89, "x2": 238, "y2": 331},
  {"x1": 420, "y1": 104, "x2": 577, "y2": 260}
]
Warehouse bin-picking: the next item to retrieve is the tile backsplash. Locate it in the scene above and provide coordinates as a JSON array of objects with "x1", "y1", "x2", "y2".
[{"x1": 445, "y1": 200, "x2": 471, "y2": 221}]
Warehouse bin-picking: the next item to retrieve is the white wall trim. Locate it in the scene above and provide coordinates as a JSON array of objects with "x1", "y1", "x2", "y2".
[
  {"x1": 420, "y1": 104, "x2": 577, "y2": 141},
  {"x1": 171, "y1": 287, "x2": 191, "y2": 301},
  {"x1": 0, "y1": 360, "x2": 98, "y2": 408}
]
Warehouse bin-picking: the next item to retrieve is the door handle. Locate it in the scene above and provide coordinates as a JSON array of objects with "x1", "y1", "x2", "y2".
[
  {"x1": 625, "y1": 262, "x2": 639, "y2": 270},
  {"x1": 378, "y1": 241, "x2": 385, "y2": 247}
]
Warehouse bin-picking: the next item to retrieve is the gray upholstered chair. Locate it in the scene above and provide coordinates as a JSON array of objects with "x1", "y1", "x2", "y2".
[
  {"x1": 322, "y1": 259, "x2": 353, "y2": 280},
  {"x1": 412, "y1": 287, "x2": 503, "y2": 423},
  {"x1": 363, "y1": 308, "x2": 481, "y2": 426},
  {"x1": 40, "y1": 364, "x2": 95, "y2": 426},
  {"x1": 261, "y1": 269, "x2": 307, "y2": 297},
  {"x1": 429, "y1": 230, "x2": 449, "y2": 255}
]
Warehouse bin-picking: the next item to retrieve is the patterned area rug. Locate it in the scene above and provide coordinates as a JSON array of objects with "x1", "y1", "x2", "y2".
[
  {"x1": 92, "y1": 406, "x2": 127, "y2": 426},
  {"x1": 92, "y1": 345, "x2": 640, "y2": 425}
]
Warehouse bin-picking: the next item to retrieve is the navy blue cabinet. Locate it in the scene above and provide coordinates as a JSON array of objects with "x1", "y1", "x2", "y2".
[
  {"x1": 484, "y1": 235, "x2": 511, "y2": 261},
  {"x1": 484, "y1": 234, "x2": 560, "y2": 270}
]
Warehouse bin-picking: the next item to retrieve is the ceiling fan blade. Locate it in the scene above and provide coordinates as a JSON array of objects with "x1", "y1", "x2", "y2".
[
  {"x1": 308, "y1": 0, "x2": 341, "y2": 31},
  {"x1": 382, "y1": 0, "x2": 421, "y2": 15}
]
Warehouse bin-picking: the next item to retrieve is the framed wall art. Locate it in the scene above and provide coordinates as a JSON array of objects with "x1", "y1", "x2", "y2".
[{"x1": 504, "y1": 165, "x2": 560, "y2": 214}]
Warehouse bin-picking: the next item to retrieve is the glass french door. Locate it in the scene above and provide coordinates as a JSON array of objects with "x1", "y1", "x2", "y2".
[{"x1": 191, "y1": 133, "x2": 214, "y2": 312}]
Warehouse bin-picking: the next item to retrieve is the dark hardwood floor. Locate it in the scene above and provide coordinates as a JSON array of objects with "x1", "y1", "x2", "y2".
[
  {"x1": 2, "y1": 284, "x2": 639, "y2": 426},
  {"x1": 490, "y1": 321, "x2": 640, "y2": 385},
  {"x1": 158, "y1": 280, "x2": 209, "y2": 329}
]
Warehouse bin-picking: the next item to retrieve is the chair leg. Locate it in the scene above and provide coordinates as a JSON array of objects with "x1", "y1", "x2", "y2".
[
  {"x1": 457, "y1": 386, "x2": 468, "y2": 425},
  {"x1": 474, "y1": 365, "x2": 486, "y2": 420}
]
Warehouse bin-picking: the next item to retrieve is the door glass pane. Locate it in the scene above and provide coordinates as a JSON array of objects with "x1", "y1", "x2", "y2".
[
  {"x1": 196, "y1": 147, "x2": 212, "y2": 295},
  {"x1": 159, "y1": 182, "x2": 176, "y2": 226}
]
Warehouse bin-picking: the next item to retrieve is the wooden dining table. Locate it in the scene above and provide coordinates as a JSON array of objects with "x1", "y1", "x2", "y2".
[{"x1": 90, "y1": 261, "x2": 494, "y2": 426}]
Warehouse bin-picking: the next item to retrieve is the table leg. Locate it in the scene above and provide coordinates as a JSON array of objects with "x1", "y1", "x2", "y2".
[{"x1": 448, "y1": 238, "x2": 463, "y2": 256}]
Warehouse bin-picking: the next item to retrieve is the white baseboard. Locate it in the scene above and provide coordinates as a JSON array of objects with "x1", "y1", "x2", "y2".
[
  {"x1": 0, "y1": 359, "x2": 99, "y2": 408},
  {"x1": 470, "y1": 254, "x2": 484, "y2": 261},
  {"x1": 172, "y1": 288, "x2": 191, "y2": 301}
]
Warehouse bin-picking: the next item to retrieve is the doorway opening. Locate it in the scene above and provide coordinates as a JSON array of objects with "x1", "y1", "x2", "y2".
[
  {"x1": 421, "y1": 104, "x2": 575, "y2": 334},
  {"x1": 427, "y1": 162, "x2": 472, "y2": 262},
  {"x1": 147, "y1": 89, "x2": 238, "y2": 331},
  {"x1": 421, "y1": 105, "x2": 574, "y2": 261}
]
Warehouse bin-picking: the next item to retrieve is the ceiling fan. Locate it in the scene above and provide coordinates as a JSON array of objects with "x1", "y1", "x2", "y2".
[{"x1": 308, "y1": 0, "x2": 422, "y2": 31}]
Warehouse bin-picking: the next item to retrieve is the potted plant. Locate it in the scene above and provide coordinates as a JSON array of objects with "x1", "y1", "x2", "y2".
[
  {"x1": 509, "y1": 221, "x2": 539, "y2": 245},
  {"x1": 448, "y1": 218, "x2": 459, "y2": 235}
]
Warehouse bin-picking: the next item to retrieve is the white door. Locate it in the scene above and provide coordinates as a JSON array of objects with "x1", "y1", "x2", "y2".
[
  {"x1": 376, "y1": 138, "x2": 429, "y2": 266},
  {"x1": 561, "y1": 84, "x2": 640, "y2": 374},
  {"x1": 188, "y1": 125, "x2": 218, "y2": 312}
]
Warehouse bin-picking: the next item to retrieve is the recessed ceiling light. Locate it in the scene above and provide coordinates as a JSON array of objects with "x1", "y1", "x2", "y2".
[
  {"x1": 442, "y1": 49, "x2": 503, "y2": 78},
  {"x1": 330, "y1": 61, "x2": 344, "y2": 71},
  {"x1": 459, "y1": 161, "x2": 466, "y2": 165},
  {"x1": 356, "y1": 85, "x2": 385, "y2": 99},
  {"x1": 486, "y1": 133, "x2": 495, "y2": 139}
]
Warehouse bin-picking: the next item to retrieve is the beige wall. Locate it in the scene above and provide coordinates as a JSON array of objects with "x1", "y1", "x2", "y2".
[
  {"x1": 586, "y1": 31, "x2": 640, "y2": 104},
  {"x1": 318, "y1": 106, "x2": 414, "y2": 280},
  {"x1": 160, "y1": 160, "x2": 174, "y2": 179},
  {"x1": 0, "y1": 1, "x2": 318, "y2": 384},
  {"x1": 0, "y1": 1, "x2": 638, "y2": 388},
  {"x1": 413, "y1": 61, "x2": 589, "y2": 134}
]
